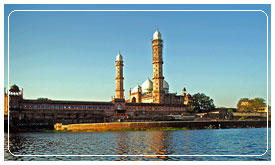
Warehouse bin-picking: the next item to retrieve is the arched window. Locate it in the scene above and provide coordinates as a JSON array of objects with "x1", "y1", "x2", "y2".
[
  {"x1": 118, "y1": 104, "x2": 122, "y2": 110},
  {"x1": 132, "y1": 97, "x2": 136, "y2": 103}
]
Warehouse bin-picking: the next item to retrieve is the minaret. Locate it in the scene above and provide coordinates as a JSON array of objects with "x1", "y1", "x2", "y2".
[
  {"x1": 115, "y1": 52, "x2": 124, "y2": 99},
  {"x1": 152, "y1": 29, "x2": 165, "y2": 104},
  {"x1": 182, "y1": 88, "x2": 186, "y2": 97}
]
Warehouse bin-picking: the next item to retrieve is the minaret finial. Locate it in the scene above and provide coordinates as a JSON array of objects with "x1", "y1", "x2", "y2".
[
  {"x1": 153, "y1": 28, "x2": 161, "y2": 40},
  {"x1": 116, "y1": 51, "x2": 123, "y2": 61}
]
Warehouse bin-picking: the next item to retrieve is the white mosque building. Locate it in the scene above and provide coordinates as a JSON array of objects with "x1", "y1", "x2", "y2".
[{"x1": 114, "y1": 29, "x2": 191, "y2": 105}]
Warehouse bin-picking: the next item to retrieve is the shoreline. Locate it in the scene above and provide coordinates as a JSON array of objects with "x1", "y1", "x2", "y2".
[
  {"x1": 45, "y1": 127, "x2": 190, "y2": 132},
  {"x1": 6, "y1": 120, "x2": 270, "y2": 133},
  {"x1": 53, "y1": 120, "x2": 270, "y2": 132}
]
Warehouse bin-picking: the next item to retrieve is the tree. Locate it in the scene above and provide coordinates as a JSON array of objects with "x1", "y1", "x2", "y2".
[
  {"x1": 192, "y1": 93, "x2": 215, "y2": 113},
  {"x1": 237, "y1": 98, "x2": 251, "y2": 112},
  {"x1": 37, "y1": 98, "x2": 51, "y2": 102},
  {"x1": 227, "y1": 109, "x2": 233, "y2": 113},
  {"x1": 250, "y1": 98, "x2": 266, "y2": 110}
]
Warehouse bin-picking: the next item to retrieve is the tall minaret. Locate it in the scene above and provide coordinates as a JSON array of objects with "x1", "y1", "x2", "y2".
[
  {"x1": 115, "y1": 52, "x2": 124, "y2": 99},
  {"x1": 152, "y1": 29, "x2": 165, "y2": 104}
]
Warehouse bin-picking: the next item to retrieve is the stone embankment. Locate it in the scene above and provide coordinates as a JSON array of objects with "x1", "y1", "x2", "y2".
[{"x1": 54, "y1": 120, "x2": 270, "y2": 132}]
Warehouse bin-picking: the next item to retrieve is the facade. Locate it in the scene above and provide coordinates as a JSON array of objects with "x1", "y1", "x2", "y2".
[
  {"x1": 6, "y1": 30, "x2": 192, "y2": 126},
  {"x1": 127, "y1": 29, "x2": 191, "y2": 105},
  {"x1": 256, "y1": 106, "x2": 268, "y2": 113}
]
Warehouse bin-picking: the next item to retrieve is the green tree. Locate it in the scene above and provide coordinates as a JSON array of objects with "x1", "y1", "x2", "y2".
[
  {"x1": 192, "y1": 93, "x2": 215, "y2": 113},
  {"x1": 227, "y1": 109, "x2": 233, "y2": 113},
  {"x1": 37, "y1": 98, "x2": 51, "y2": 102},
  {"x1": 250, "y1": 98, "x2": 266, "y2": 110}
]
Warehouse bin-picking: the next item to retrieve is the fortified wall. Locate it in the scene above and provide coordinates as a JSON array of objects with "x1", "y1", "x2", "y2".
[
  {"x1": 54, "y1": 120, "x2": 271, "y2": 132},
  {"x1": 6, "y1": 85, "x2": 190, "y2": 129}
]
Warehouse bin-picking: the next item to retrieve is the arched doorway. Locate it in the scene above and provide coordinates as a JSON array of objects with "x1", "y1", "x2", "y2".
[{"x1": 132, "y1": 97, "x2": 136, "y2": 103}]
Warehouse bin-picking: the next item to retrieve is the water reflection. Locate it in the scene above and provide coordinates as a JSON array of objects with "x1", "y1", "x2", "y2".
[
  {"x1": 114, "y1": 131, "x2": 130, "y2": 160},
  {"x1": 148, "y1": 131, "x2": 172, "y2": 160},
  {"x1": 4, "y1": 128, "x2": 271, "y2": 161}
]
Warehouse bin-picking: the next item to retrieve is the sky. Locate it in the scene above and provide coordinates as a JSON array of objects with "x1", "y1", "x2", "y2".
[{"x1": 4, "y1": 4, "x2": 271, "y2": 108}]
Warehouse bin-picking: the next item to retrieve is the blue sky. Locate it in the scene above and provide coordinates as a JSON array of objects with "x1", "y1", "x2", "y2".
[{"x1": 4, "y1": 4, "x2": 271, "y2": 108}]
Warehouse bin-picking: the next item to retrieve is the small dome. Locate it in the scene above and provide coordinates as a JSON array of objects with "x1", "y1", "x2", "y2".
[
  {"x1": 10, "y1": 84, "x2": 20, "y2": 92},
  {"x1": 163, "y1": 80, "x2": 169, "y2": 89},
  {"x1": 141, "y1": 78, "x2": 153, "y2": 93},
  {"x1": 116, "y1": 52, "x2": 123, "y2": 61},
  {"x1": 163, "y1": 80, "x2": 169, "y2": 93},
  {"x1": 153, "y1": 29, "x2": 162, "y2": 40},
  {"x1": 132, "y1": 85, "x2": 141, "y2": 93}
]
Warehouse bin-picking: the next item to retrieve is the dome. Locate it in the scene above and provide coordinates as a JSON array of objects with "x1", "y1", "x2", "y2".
[
  {"x1": 163, "y1": 80, "x2": 169, "y2": 89},
  {"x1": 163, "y1": 80, "x2": 169, "y2": 93},
  {"x1": 141, "y1": 78, "x2": 153, "y2": 93},
  {"x1": 132, "y1": 85, "x2": 141, "y2": 93},
  {"x1": 153, "y1": 29, "x2": 162, "y2": 40},
  {"x1": 9, "y1": 84, "x2": 20, "y2": 92},
  {"x1": 116, "y1": 52, "x2": 123, "y2": 61}
]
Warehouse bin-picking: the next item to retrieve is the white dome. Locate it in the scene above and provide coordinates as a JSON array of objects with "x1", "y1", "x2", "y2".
[
  {"x1": 116, "y1": 52, "x2": 123, "y2": 61},
  {"x1": 163, "y1": 80, "x2": 169, "y2": 89},
  {"x1": 163, "y1": 80, "x2": 169, "y2": 93},
  {"x1": 132, "y1": 85, "x2": 141, "y2": 93},
  {"x1": 141, "y1": 78, "x2": 153, "y2": 93},
  {"x1": 153, "y1": 29, "x2": 162, "y2": 40}
]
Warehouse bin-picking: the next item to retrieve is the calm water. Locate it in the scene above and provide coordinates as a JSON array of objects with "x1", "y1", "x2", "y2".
[{"x1": 4, "y1": 128, "x2": 271, "y2": 161}]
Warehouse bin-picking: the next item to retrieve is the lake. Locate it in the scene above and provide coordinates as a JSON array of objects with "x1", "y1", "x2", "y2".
[{"x1": 4, "y1": 128, "x2": 271, "y2": 161}]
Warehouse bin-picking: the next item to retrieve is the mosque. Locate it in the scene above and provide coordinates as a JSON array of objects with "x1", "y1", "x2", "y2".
[
  {"x1": 5, "y1": 29, "x2": 192, "y2": 124},
  {"x1": 115, "y1": 29, "x2": 191, "y2": 105}
]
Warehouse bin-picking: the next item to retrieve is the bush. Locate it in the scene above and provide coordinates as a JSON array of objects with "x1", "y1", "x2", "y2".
[{"x1": 239, "y1": 116, "x2": 247, "y2": 120}]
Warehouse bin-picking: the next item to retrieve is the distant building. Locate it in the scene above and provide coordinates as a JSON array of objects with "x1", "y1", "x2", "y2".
[
  {"x1": 255, "y1": 106, "x2": 268, "y2": 112},
  {"x1": 239, "y1": 100, "x2": 268, "y2": 113},
  {"x1": 6, "y1": 30, "x2": 192, "y2": 125}
]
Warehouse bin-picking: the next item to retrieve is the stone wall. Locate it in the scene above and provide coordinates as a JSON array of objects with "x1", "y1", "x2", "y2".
[
  {"x1": 10, "y1": 109, "x2": 106, "y2": 129},
  {"x1": 233, "y1": 112, "x2": 267, "y2": 117},
  {"x1": 55, "y1": 120, "x2": 271, "y2": 132}
]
